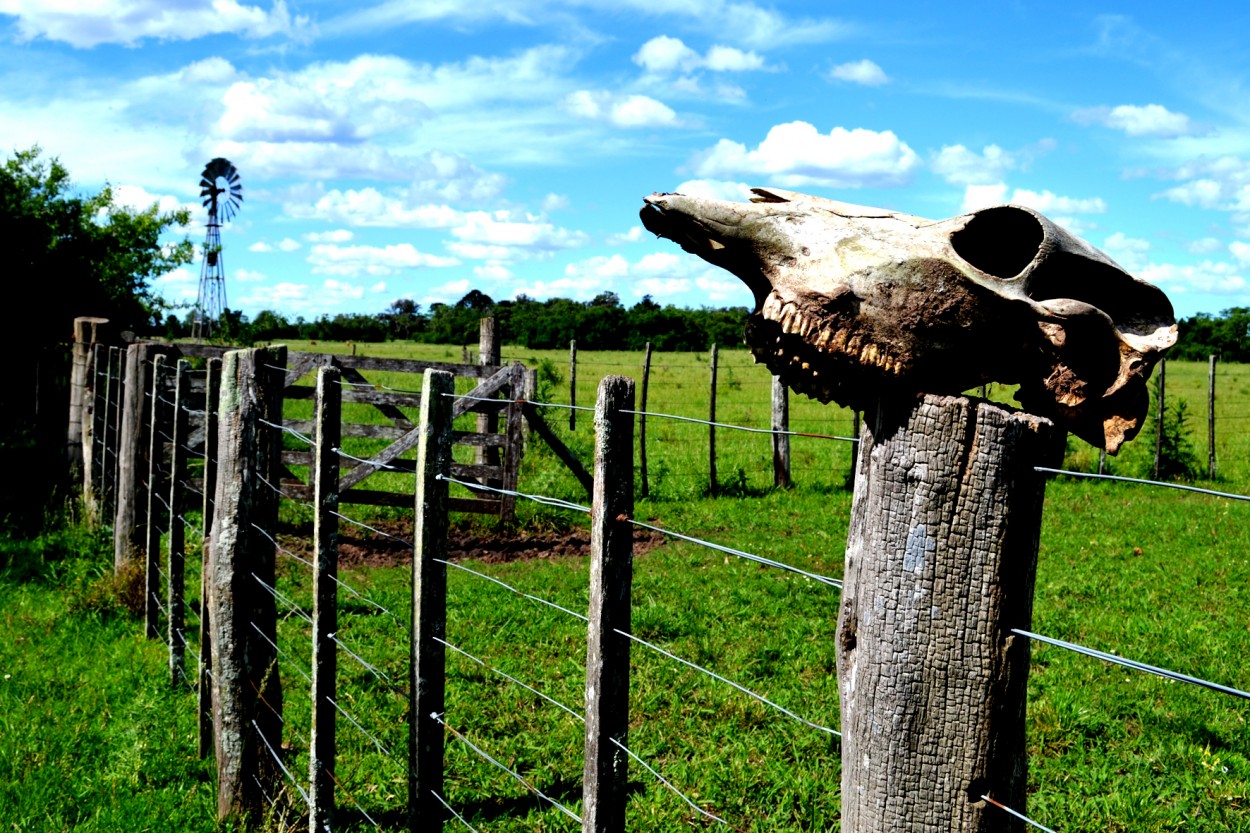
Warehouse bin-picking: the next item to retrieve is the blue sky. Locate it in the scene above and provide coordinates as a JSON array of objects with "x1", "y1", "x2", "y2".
[{"x1": 4, "y1": 2, "x2": 1250, "y2": 322}]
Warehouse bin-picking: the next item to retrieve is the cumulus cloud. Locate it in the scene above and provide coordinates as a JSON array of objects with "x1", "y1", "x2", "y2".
[
  {"x1": 828, "y1": 59, "x2": 889, "y2": 86},
  {"x1": 448, "y1": 210, "x2": 591, "y2": 261},
  {"x1": 962, "y1": 184, "x2": 1106, "y2": 216},
  {"x1": 2, "y1": 0, "x2": 310, "y2": 48},
  {"x1": 692, "y1": 121, "x2": 921, "y2": 189},
  {"x1": 308, "y1": 243, "x2": 460, "y2": 277},
  {"x1": 547, "y1": 249, "x2": 752, "y2": 304},
  {"x1": 607, "y1": 226, "x2": 646, "y2": 245},
  {"x1": 1071, "y1": 103, "x2": 1192, "y2": 138},
  {"x1": 1139, "y1": 261, "x2": 1247, "y2": 295},
  {"x1": 1102, "y1": 232, "x2": 1151, "y2": 272},
  {"x1": 565, "y1": 90, "x2": 681, "y2": 128},
  {"x1": 286, "y1": 188, "x2": 464, "y2": 228},
  {"x1": 1159, "y1": 179, "x2": 1223, "y2": 209},
  {"x1": 1230, "y1": 241, "x2": 1250, "y2": 266},
  {"x1": 633, "y1": 36, "x2": 768, "y2": 74},
  {"x1": 109, "y1": 185, "x2": 197, "y2": 216},
  {"x1": 1187, "y1": 237, "x2": 1224, "y2": 255},
  {"x1": 304, "y1": 229, "x2": 354, "y2": 244},
  {"x1": 277, "y1": 238, "x2": 301, "y2": 252},
  {"x1": 235, "y1": 268, "x2": 268, "y2": 283},
  {"x1": 672, "y1": 179, "x2": 756, "y2": 201},
  {"x1": 931, "y1": 145, "x2": 1017, "y2": 186},
  {"x1": 249, "y1": 242, "x2": 276, "y2": 253}
]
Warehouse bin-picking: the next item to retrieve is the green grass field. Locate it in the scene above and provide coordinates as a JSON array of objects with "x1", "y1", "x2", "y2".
[{"x1": 2, "y1": 344, "x2": 1248, "y2": 831}]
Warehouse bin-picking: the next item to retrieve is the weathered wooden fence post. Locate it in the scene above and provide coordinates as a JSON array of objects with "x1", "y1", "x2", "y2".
[
  {"x1": 68, "y1": 316, "x2": 107, "y2": 479},
  {"x1": 84, "y1": 343, "x2": 105, "y2": 514},
  {"x1": 708, "y1": 344, "x2": 718, "y2": 496},
  {"x1": 102, "y1": 346, "x2": 125, "y2": 519},
  {"x1": 145, "y1": 354, "x2": 172, "y2": 639},
  {"x1": 477, "y1": 317, "x2": 501, "y2": 475},
  {"x1": 168, "y1": 359, "x2": 191, "y2": 686},
  {"x1": 639, "y1": 342, "x2": 652, "y2": 499},
  {"x1": 837, "y1": 394, "x2": 1062, "y2": 833},
  {"x1": 1154, "y1": 357, "x2": 1167, "y2": 480},
  {"x1": 582, "y1": 375, "x2": 635, "y2": 833},
  {"x1": 115, "y1": 343, "x2": 167, "y2": 567},
  {"x1": 569, "y1": 339, "x2": 578, "y2": 431},
  {"x1": 198, "y1": 356, "x2": 222, "y2": 759},
  {"x1": 410, "y1": 369, "x2": 453, "y2": 830},
  {"x1": 1208, "y1": 354, "x2": 1217, "y2": 480},
  {"x1": 772, "y1": 376, "x2": 790, "y2": 489},
  {"x1": 208, "y1": 345, "x2": 287, "y2": 821},
  {"x1": 310, "y1": 365, "x2": 341, "y2": 833}
]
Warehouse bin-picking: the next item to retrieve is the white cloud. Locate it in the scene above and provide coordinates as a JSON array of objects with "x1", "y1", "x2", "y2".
[
  {"x1": 1102, "y1": 232, "x2": 1151, "y2": 272},
  {"x1": 152, "y1": 267, "x2": 198, "y2": 304},
  {"x1": 828, "y1": 59, "x2": 889, "y2": 86},
  {"x1": 704, "y1": 45, "x2": 767, "y2": 72},
  {"x1": 287, "y1": 188, "x2": 464, "y2": 228},
  {"x1": 961, "y1": 184, "x2": 1106, "y2": 216},
  {"x1": 696, "y1": 273, "x2": 750, "y2": 304},
  {"x1": 1159, "y1": 179, "x2": 1223, "y2": 209},
  {"x1": 692, "y1": 121, "x2": 920, "y2": 189},
  {"x1": 449, "y1": 211, "x2": 591, "y2": 260},
  {"x1": 109, "y1": 185, "x2": 196, "y2": 216},
  {"x1": 1071, "y1": 103, "x2": 1192, "y2": 138},
  {"x1": 1187, "y1": 237, "x2": 1224, "y2": 254},
  {"x1": 633, "y1": 36, "x2": 767, "y2": 74},
  {"x1": 422, "y1": 279, "x2": 472, "y2": 306},
  {"x1": 673, "y1": 178, "x2": 756, "y2": 202},
  {"x1": 2, "y1": 0, "x2": 310, "y2": 48},
  {"x1": 235, "y1": 268, "x2": 268, "y2": 283},
  {"x1": 474, "y1": 263, "x2": 514, "y2": 280},
  {"x1": 369, "y1": 281, "x2": 388, "y2": 294},
  {"x1": 1139, "y1": 261, "x2": 1247, "y2": 295},
  {"x1": 932, "y1": 145, "x2": 1016, "y2": 186},
  {"x1": 549, "y1": 248, "x2": 751, "y2": 304},
  {"x1": 308, "y1": 243, "x2": 460, "y2": 277},
  {"x1": 1230, "y1": 241, "x2": 1250, "y2": 266},
  {"x1": 278, "y1": 238, "x2": 301, "y2": 252},
  {"x1": 634, "y1": 278, "x2": 692, "y2": 298},
  {"x1": 304, "y1": 229, "x2": 355, "y2": 243},
  {"x1": 249, "y1": 242, "x2": 276, "y2": 253},
  {"x1": 607, "y1": 226, "x2": 646, "y2": 245},
  {"x1": 237, "y1": 279, "x2": 379, "y2": 314},
  {"x1": 565, "y1": 90, "x2": 681, "y2": 128},
  {"x1": 542, "y1": 193, "x2": 570, "y2": 212}
]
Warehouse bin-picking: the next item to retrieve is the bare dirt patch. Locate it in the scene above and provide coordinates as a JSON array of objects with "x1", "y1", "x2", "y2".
[{"x1": 279, "y1": 520, "x2": 667, "y2": 571}]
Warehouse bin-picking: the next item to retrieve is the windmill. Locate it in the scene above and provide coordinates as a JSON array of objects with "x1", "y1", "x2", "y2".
[{"x1": 192, "y1": 157, "x2": 243, "y2": 340}]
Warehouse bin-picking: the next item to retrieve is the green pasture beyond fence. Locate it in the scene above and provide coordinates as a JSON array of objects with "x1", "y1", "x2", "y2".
[{"x1": 16, "y1": 335, "x2": 1250, "y2": 833}]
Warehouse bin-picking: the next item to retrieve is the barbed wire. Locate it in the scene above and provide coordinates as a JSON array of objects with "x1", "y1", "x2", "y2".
[
  {"x1": 1035, "y1": 466, "x2": 1250, "y2": 502},
  {"x1": 616, "y1": 628, "x2": 839, "y2": 738},
  {"x1": 438, "y1": 474, "x2": 590, "y2": 514},
  {"x1": 1016, "y1": 629, "x2": 1250, "y2": 700},
  {"x1": 431, "y1": 712, "x2": 582, "y2": 824},
  {"x1": 431, "y1": 790, "x2": 481, "y2": 833},
  {"x1": 252, "y1": 718, "x2": 311, "y2": 808},
  {"x1": 623, "y1": 407, "x2": 859, "y2": 443},
  {"x1": 981, "y1": 794, "x2": 1058, "y2": 833}
]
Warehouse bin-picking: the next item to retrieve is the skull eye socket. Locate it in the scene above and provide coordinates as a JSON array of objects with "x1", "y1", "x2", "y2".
[{"x1": 950, "y1": 206, "x2": 1044, "y2": 279}]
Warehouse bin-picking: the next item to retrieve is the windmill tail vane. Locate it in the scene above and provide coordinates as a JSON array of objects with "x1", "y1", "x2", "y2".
[{"x1": 192, "y1": 157, "x2": 242, "y2": 341}]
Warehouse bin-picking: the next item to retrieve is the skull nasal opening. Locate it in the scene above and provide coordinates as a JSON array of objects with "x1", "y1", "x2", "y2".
[{"x1": 950, "y1": 206, "x2": 1044, "y2": 279}]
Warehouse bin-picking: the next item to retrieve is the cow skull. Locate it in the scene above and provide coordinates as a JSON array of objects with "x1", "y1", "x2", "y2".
[{"x1": 640, "y1": 187, "x2": 1176, "y2": 452}]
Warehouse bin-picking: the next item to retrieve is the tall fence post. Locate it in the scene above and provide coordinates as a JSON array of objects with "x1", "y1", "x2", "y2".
[
  {"x1": 838, "y1": 394, "x2": 1062, "y2": 833},
  {"x1": 168, "y1": 359, "x2": 191, "y2": 685},
  {"x1": 708, "y1": 344, "x2": 718, "y2": 496},
  {"x1": 84, "y1": 343, "x2": 105, "y2": 514},
  {"x1": 115, "y1": 343, "x2": 166, "y2": 567},
  {"x1": 68, "y1": 316, "x2": 107, "y2": 479},
  {"x1": 1154, "y1": 357, "x2": 1167, "y2": 481},
  {"x1": 102, "y1": 346, "x2": 124, "y2": 519},
  {"x1": 1208, "y1": 354, "x2": 1217, "y2": 480},
  {"x1": 582, "y1": 375, "x2": 635, "y2": 833},
  {"x1": 771, "y1": 376, "x2": 790, "y2": 489},
  {"x1": 411, "y1": 369, "x2": 453, "y2": 830},
  {"x1": 198, "y1": 356, "x2": 222, "y2": 759},
  {"x1": 569, "y1": 339, "x2": 578, "y2": 431},
  {"x1": 639, "y1": 342, "x2": 652, "y2": 499},
  {"x1": 208, "y1": 345, "x2": 287, "y2": 822},
  {"x1": 145, "y1": 354, "x2": 171, "y2": 640},
  {"x1": 310, "y1": 365, "x2": 341, "y2": 833}
]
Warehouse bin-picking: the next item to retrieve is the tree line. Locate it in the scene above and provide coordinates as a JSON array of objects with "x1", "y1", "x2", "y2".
[{"x1": 164, "y1": 289, "x2": 752, "y2": 352}]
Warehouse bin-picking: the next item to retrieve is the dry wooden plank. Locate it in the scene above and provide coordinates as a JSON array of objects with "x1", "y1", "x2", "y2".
[
  {"x1": 582, "y1": 375, "x2": 635, "y2": 833},
  {"x1": 310, "y1": 366, "x2": 341, "y2": 833},
  {"x1": 410, "y1": 370, "x2": 452, "y2": 829},
  {"x1": 145, "y1": 355, "x2": 171, "y2": 640},
  {"x1": 341, "y1": 364, "x2": 416, "y2": 430},
  {"x1": 198, "y1": 357, "x2": 222, "y2": 760},
  {"x1": 208, "y1": 346, "x2": 288, "y2": 822},
  {"x1": 522, "y1": 402, "x2": 593, "y2": 499}
]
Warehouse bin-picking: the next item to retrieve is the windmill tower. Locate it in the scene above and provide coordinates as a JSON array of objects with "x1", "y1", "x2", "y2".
[{"x1": 192, "y1": 158, "x2": 243, "y2": 340}]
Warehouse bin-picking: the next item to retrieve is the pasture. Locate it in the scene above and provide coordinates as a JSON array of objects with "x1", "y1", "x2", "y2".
[{"x1": 1, "y1": 344, "x2": 1248, "y2": 832}]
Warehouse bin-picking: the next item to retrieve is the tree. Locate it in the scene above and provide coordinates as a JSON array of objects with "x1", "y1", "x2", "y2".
[{"x1": 3, "y1": 146, "x2": 194, "y2": 344}]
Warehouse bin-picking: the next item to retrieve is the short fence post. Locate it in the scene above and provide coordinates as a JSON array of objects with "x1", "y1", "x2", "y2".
[
  {"x1": 168, "y1": 359, "x2": 191, "y2": 686},
  {"x1": 582, "y1": 375, "x2": 635, "y2": 833},
  {"x1": 771, "y1": 376, "x2": 790, "y2": 489},
  {"x1": 198, "y1": 356, "x2": 222, "y2": 759},
  {"x1": 838, "y1": 394, "x2": 1062, "y2": 832},
  {"x1": 708, "y1": 344, "x2": 718, "y2": 496},
  {"x1": 68, "y1": 317, "x2": 106, "y2": 479},
  {"x1": 569, "y1": 339, "x2": 578, "y2": 431},
  {"x1": 477, "y1": 317, "x2": 501, "y2": 475},
  {"x1": 208, "y1": 345, "x2": 287, "y2": 822},
  {"x1": 84, "y1": 343, "x2": 105, "y2": 513},
  {"x1": 1154, "y1": 357, "x2": 1167, "y2": 480},
  {"x1": 103, "y1": 346, "x2": 124, "y2": 519},
  {"x1": 639, "y1": 342, "x2": 652, "y2": 499},
  {"x1": 310, "y1": 365, "x2": 341, "y2": 833},
  {"x1": 1208, "y1": 354, "x2": 1217, "y2": 479},
  {"x1": 501, "y1": 365, "x2": 525, "y2": 522},
  {"x1": 410, "y1": 369, "x2": 453, "y2": 831},
  {"x1": 145, "y1": 354, "x2": 171, "y2": 639}
]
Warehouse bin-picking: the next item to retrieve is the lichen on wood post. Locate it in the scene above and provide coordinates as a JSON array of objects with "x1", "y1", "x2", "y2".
[
  {"x1": 837, "y1": 394, "x2": 1062, "y2": 833},
  {"x1": 208, "y1": 345, "x2": 288, "y2": 821}
]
